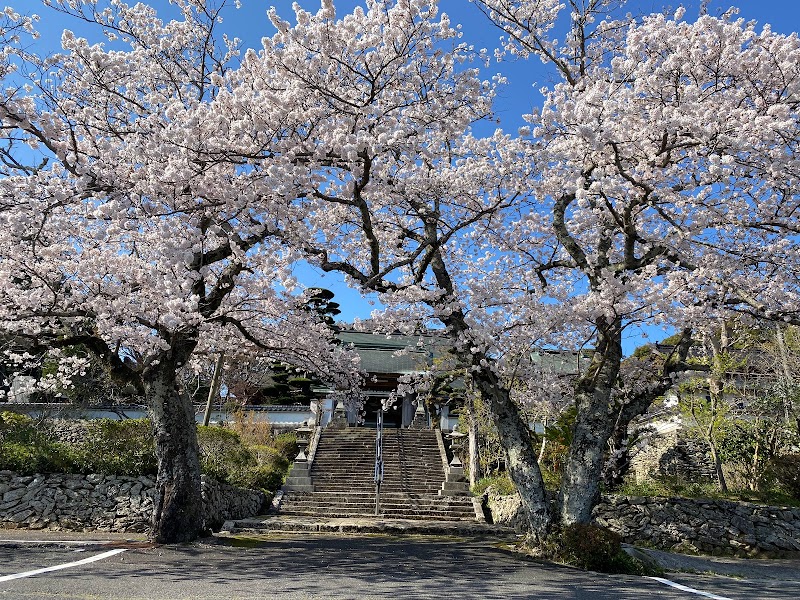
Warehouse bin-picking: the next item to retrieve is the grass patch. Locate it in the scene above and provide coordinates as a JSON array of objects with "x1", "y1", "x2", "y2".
[{"x1": 472, "y1": 473, "x2": 515, "y2": 496}]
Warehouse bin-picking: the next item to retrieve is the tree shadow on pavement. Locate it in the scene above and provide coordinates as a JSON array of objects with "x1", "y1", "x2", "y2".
[{"x1": 32, "y1": 535, "x2": 684, "y2": 600}]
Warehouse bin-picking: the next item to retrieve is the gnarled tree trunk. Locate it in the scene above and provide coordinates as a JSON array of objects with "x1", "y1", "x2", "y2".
[
  {"x1": 472, "y1": 365, "x2": 553, "y2": 541},
  {"x1": 431, "y1": 251, "x2": 552, "y2": 540},
  {"x1": 145, "y1": 353, "x2": 204, "y2": 543},
  {"x1": 560, "y1": 317, "x2": 623, "y2": 525}
]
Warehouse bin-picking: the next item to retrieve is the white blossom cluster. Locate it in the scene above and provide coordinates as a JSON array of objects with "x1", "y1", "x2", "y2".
[{"x1": 0, "y1": 0, "x2": 797, "y2": 440}]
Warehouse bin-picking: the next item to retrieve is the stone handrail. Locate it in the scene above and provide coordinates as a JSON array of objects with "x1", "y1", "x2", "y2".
[
  {"x1": 306, "y1": 424, "x2": 323, "y2": 467},
  {"x1": 434, "y1": 427, "x2": 450, "y2": 478}
]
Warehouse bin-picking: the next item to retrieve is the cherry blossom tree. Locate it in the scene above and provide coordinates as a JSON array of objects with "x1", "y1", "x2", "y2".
[
  {"x1": 3, "y1": 0, "x2": 798, "y2": 547},
  {"x1": 0, "y1": 0, "x2": 360, "y2": 543},
  {"x1": 476, "y1": 0, "x2": 800, "y2": 526},
  {"x1": 226, "y1": 0, "x2": 800, "y2": 540},
  {"x1": 212, "y1": 0, "x2": 566, "y2": 539}
]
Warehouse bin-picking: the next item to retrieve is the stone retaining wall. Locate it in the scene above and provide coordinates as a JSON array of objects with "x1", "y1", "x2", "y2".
[
  {"x1": 486, "y1": 490, "x2": 800, "y2": 557},
  {"x1": 0, "y1": 471, "x2": 265, "y2": 534},
  {"x1": 630, "y1": 430, "x2": 716, "y2": 483}
]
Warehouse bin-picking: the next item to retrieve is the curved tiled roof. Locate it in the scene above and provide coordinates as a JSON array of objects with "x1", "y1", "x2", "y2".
[{"x1": 337, "y1": 330, "x2": 440, "y2": 374}]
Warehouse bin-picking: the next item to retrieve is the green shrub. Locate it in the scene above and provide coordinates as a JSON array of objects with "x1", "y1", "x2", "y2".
[
  {"x1": 271, "y1": 432, "x2": 298, "y2": 460},
  {"x1": 2, "y1": 416, "x2": 157, "y2": 476},
  {"x1": 74, "y1": 419, "x2": 156, "y2": 476},
  {"x1": 540, "y1": 467, "x2": 561, "y2": 491},
  {"x1": 196, "y1": 425, "x2": 287, "y2": 492},
  {"x1": 197, "y1": 425, "x2": 246, "y2": 458},
  {"x1": 0, "y1": 412, "x2": 40, "y2": 444},
  {"x1": 539, "y1": 407, "x2": 577, "y2": 476},
  {"x1": 197, "y1": 425, "x2": 254, "y2": 483},
  {"x1": 545, "y1": 523, "x2": 647, "y2": 574},
  {"x1": 472, "y1": 473, "x2": 516, "y2": 496},
  {"x1": 0, "y1": 441, "x2": 79, "y2": 474},
  {"x1": 769, "y1": 454, "x2": 800, "y2": 500},
  {"x1": 250, "y1": 444, "x2": 290, "y2": 472},
  {"x1": 233, "y1": 464, "x2": 285, "y2": 491},
  {"x1": 617, "y1": 476, "x2": 800, "y2": 507},
  {"x1": 0, "y1": 414, "x2": 292, "y2": 495},
  {"x1": 561, "y1": 524, "x2": 622, "y2": 570},
  {"x1": 0, "y1": 412, "x2": 81, "y2": 474},
  {"x1": 618, "y1": 477, "x2": 712, "y2": 499}
]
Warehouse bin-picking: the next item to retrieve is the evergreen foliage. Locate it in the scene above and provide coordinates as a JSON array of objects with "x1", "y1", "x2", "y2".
[{"x1": 0, "y1": 413, "x2": 293, "y2": 493}]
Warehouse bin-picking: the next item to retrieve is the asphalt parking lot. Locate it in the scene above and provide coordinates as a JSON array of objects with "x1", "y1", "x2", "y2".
[{"x1": 1, "y1": 532, "x2": 799, "y2": 599}]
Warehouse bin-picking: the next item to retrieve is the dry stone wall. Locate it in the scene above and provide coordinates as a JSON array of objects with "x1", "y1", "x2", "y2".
[
  {"x1": 630, "y1": 430, "x2": 716, "y2": 483},
  {"x1": 485, "y1": 489, "x2": 800, "y2": 557},
  {"x1": 0, "y1": 471, "x2": 265, "y2": 534},
  {"x1": 593, "y1": 495, "x2": 800, "y2": 556}
]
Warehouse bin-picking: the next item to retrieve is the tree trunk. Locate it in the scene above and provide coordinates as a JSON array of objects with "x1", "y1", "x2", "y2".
[
  {"x1": 472, "y1": 367, "x2": 552, "y2": 541},
  {"x1": 465, "y1": 385, "x2": 481, "y2": 487},
  {"x1": 750, "y1": 437, "x2": 760, "y2": 492},
  {"x1": 707, "y1": 324, "x2": 729, "y2": 494},
  {"x1": 429, "y1": 253, "x2": 552, "y2": 540},
  {"x1": 146, "y1": 355, "x2": 204, "y2": 543},
  {"x1": 708, "y1": 443, "x2": 728, "y2": 493},
  {"x1": 560, "y1": 317, "x2": 623, "y2": 525},
  {"x1": 560, "y1": 391, "x2": 618, "y2": 524},
  {"x1": 775, "y1": 325, "x2": 795, "y2": 423},
  {"x1": 538, "y1": 417, "x2": 548, "y2": 464},
  {"x1": 468, "y1": 418, "x2": 480, "y2": 487},
  {"x1": 202, "y1": 351, "x2": 225, "y2": 427},
  {"x1": 601, "y1": 416, "x2": 630, "y2": 490}
]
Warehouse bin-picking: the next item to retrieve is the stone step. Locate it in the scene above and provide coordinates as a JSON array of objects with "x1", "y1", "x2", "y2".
[
  {"x1": 312, "y1": 479, "x2": 445, "y2": 486},
  {"x1": 279, "y1": 499, "x2": 474, "y2": 510},
  {"x1": 277, "y1": 509, "x2": 474, "y2": 521},
  {"x1": 280, "y1": 426, "x2": 475, "y2": 522},
  {"x1": 281, "y1": 495, "x2": 472, "y2": 511},
  {"x1": 311, "y1": 477, "x2": 444, "y2": 484},
  {"x1": 310, "y1": 485, "x2": 444, "y2": 492},
  {"x1": 311, "y1": 488, "x2": 444, "y2": 495},
  {"x1": 313, "y1": 451, "x2": 439, "y2": 457},
  {"x1": 311, "y1": 478, "x2": 444, "y2": 484},
  {"x1": 278, "y1": 500, "x2": 474, "y2": 512},
  {"x1": 311, "y1": 464, "x2": 443, "y2": 471},
  {"x1": 312, "y1": 460, "x2": 440, "y2": 464},
  {"x1": 310, "y1": 480, "x2": 444, "y2": 488},
  {"x1": 283, "y1": 490, "x2": 460, "y2": 498},
  {"x1": 309, "y1": 473, "x2": 445, "y2": 482},
  {"x1": 316, "y1": 449, "x2": 437, "y2": 452},
  {"x1": 280, "y1": 499, "x2": 475, "y2": 512},
  {"x1": 312, "y1": 462, "x2": 443, "y2": 469},
  {"x1": 310, "y1": 481, "x2": 441, "y2": 486},
  {"x1": 222, "y1": 515, "x2": 508, "y2": 537}
]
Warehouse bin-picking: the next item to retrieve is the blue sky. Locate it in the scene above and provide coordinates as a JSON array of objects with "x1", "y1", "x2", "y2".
[{"x1": 27, "y1": 0, "x2": 800, "y2": 352}]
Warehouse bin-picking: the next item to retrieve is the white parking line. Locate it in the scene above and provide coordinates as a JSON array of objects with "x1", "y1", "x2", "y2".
[
  {"x1": 647, "y1": 576, "x2": 733, "y2": 600},
  {"x1": 0, "y1": 548, "x2": 127, "y2": 582}
]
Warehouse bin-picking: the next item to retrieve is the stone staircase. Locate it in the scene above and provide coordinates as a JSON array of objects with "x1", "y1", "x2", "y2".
[{"x1": 277, "y1": 428, "x2": 479, "y2": 521}]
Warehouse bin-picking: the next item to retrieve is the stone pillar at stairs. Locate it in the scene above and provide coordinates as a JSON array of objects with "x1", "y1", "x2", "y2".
[
  {"x1": 439, "y1": 455, "x2": 469, "y2": 496},
  {"x1": 327, "y1": 400, "x2": 349, "y2": 430},
  {"x1": 284, "y1": 451, "x2": 313, "y2": 492},
  {"x1": 409, "y1": 400, "x2": 428, "y2": 429}
]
